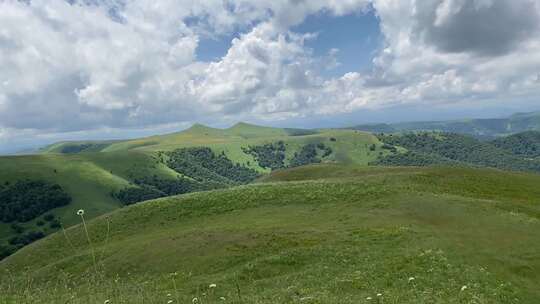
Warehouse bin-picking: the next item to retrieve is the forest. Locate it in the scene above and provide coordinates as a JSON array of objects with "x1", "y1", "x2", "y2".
[
  {"x1": 0, "y1": 180, "x2": 71, "y2": 223},
  {"x1": 373, "y1": 132, "x2": 540, "y2": 173}
]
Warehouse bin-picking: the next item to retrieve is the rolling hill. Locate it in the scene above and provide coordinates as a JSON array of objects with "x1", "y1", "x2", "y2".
[
  {"x1": 348, "y1": 111, "x2": 540, "y2": 137},
  {"x1": 1, "y1": 124, "x2": 384, "y2": 258},
  {"x1": 372, "y1": 131, "x2": 540, "y2": 173},
  {"x1": 1, "y1": 165, "x2": 539, "y2": 303}
]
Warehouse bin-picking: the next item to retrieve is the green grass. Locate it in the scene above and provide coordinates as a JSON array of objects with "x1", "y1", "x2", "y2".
[
  {"x1": 1, "y1": 165, "x2": 539, "y2": 303},
  {"x1": 0, "y1": 152, "x2": 180, "y2": 243},
  {"x1": 97, "y1": 123, "x2": 384, "y2": 168},
  {"x1": 1, "y1": 124, "x2": 381, "y2": 251}
]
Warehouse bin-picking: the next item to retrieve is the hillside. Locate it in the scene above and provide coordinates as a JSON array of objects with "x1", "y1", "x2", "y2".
[
  {"x1": 0, "y1": 124, "x2": 384, "y2": 259},
  {"x1": 372, "y1": 132, "x2": 540, "y2": 173},
  {"x1": 349, "y1": 111, "x2": 540, "y2": 137},
  {"x1": 1, "y1": 165, "x2": 539, "y2": 303}
]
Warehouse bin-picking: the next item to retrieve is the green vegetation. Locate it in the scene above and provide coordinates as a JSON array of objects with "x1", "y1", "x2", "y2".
[
  {"x1": 1, "y1": 165, "x2": 540, "y2": 303},
  {"x1": 373, "y1": 132, "x2": 540, "y2": 173},
  {"x1": 0, "y1": 124, "x2": 382, "y2": 260},
  {"x1": 244, "y1": 141, "x2": 287, "y2": 170},
  {"x1": 349, "y1": 111, "x2": 540, "y2": 137},
  {"x1": 0, "y1": 180, "x2": 71, "y2": 222},
  {"x1": 492, "y1": 131, "x2": 540, "y2": 158},
  {"x1": 165, "y1": 147, "x2": 259, "y2": 184},
  {"x1": 289, "y1": 143, "x2": 332, "y2": 167}
]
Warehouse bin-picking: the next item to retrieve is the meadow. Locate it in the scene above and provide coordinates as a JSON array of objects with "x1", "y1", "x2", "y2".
[{"x1": 1, "y1": 165, "x2": 539, "y2": 303}]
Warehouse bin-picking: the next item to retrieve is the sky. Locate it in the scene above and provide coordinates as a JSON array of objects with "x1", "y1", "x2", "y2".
[{"x1": 1, "y1": 0, "x2": 540, "y2": 153}]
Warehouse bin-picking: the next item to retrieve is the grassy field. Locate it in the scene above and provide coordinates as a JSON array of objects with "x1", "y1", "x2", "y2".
[
  {"x1": 0, "y1": 152, "x2": 179, "y2": 243},
  {"x1": 1, "y1": 165, "x2": 539, "y2": 303}
]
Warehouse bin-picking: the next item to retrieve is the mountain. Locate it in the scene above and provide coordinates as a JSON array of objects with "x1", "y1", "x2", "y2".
[
  {"x1": 348, "y1": 111, "x2": 540, "y2": 137},
  {"x1": 1, "y1": 123, "x2": 384, "y2": 258},
  {"x1": 1, "y1": 165, "x2": 540, "y2": 303}
]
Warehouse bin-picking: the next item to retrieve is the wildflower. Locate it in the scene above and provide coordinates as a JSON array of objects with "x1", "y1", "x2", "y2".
[
  {"x1": 209, "y1": 283, "x2": 217, "y2": 288},
  {"x1": 104, "y1": 300, "x2": 110, "y2": 304},
  {"x1": 461, "y1": 285, "x2": 468, "y2": 292},
  {"x1": 408, "y1": 277, "x2": 415, "y2": 282},
  {"x1": 77, "y1": 209, "x2": 85, "y2": 216},
  {"x1": 366, "y1": 297, "x2": 372, "y2": 300},
  {"x1": 220, "y1": 297, "x2": 226, "y2": 301},
  {"x1": 167, "y1": 293, "x2": 172, "y2": 297},
  {"x1": 377, "y1": 293, "x2": 382, "y2": 297},
  {"x1": 192, "y1": 298, "x2": 198, "y2": 303},
  {"x1": 167, "y1": 301, "x2": 173, "y2": 304}
]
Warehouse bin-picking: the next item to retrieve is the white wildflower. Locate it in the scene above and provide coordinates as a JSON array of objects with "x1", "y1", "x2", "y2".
[
  {"x1": 192, "y1": 298, "x2": 198, "y2": 303},
  {"x1": 366, "y1": 297, "x2": 372, "y2": 300},
  {"x1": 408, "y1": 277, "x2": 415, "y2": 282},
  {"x1": 104, "y1": 300, "x2": 110, "y2": 304},
  {"x1": 77, "y1": 209, "x2": 85, "y2": 216},
  {"x1": 167, "y1": 301, "x2": 173, "y2": 304},
  {"x1": 220, "y1": 297, "x2": 226, "y2": 301},
  {"x1": 377, "y1": 293, "x2": 382, "y2": 297},
  {"x1": 209, "y1": 283, "x2": 217, "y2": 288},
  {"x1": 461, "y1": 285, "x2": 468, "y2": 292}
]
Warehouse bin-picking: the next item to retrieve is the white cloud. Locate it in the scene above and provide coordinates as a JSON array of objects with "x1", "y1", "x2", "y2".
[{"x1": 0, "y1": 0, "x2": 540, "y2": 150}]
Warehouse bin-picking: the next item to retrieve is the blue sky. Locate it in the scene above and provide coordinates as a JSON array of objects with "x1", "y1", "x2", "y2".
[{"x1": 1, "y1": 0, "x2": 540, "y2": 153}]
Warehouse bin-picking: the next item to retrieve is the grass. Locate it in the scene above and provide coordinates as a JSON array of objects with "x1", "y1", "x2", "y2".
[
  {"x1": 0, "y1": 151, "x2": 179, "y2": 243},
  {"x1": 1, "y1": 124, "x2": 383, "y2": 243},
  {"x1": 1, "y1": 165, "x2": 539, "y2": 303}
]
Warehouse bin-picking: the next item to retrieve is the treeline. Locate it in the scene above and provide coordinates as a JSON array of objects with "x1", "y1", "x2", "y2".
[
  {"x1": 289, "y1": 143, "x2": 332, "y2": 167},
  {"x1": 166, "y1": 148, "x2": 259, "y2": 184},
  {"x1": 372, "y1": 132, "x2": 540, "y2": 173},
  {"x1": 244, "y1": 141, "x2": 287, "y2": 170},
  {"x1": 114, "y1": 175, "x2": 210, "y2": 206},
  {"x1": 246, "y1": 141, "x2": 333, "y2": 170},
  {"x1": 114, "y1": 148, "x2": 260, "y2": 206},
  {"x1": 492, "y1": 131, "x2": 540, "y2": 158},
  {"x1": 0, "y1": 180, "x2": 71, "y2": 222},
  {"x1": 60, "y1": 143, "x2": 110, "y2": 153},
  {"x1": 1, "y1": 212, "x2": 62, "y2": 261}
]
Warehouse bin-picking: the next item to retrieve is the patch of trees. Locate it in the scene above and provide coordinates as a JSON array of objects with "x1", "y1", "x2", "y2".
[
  {"x1": 60, "y1": 143, "x2": 109, "y2": 153},
  {"x1": 8, "y1": 231, "x2": 45, "y2": 247},
  {"x1": 289, "y1": 143, "x2": 333, "y2": 168},
  {"x1": 284, "y1": 128, "x2": 319, "y2": 136},
  {"x1": 491, "y1": 131, "x2": 540, "y2": 158},
  {"x1": 244, "y1": 141, "x2": 287, "y2": 170},
  {"x1": 115, "y1": 148, "x2": 259, "y2": 206},
  {"x1": 114, "y1": 185, "x2": 165, "y2": 206},
  {"x1": 246, "y1": 142, "x2": 333, "y2": 170},
  {"x1": 166, "y1": 147, "x2": 259, "y2": 184},
  {"x1": 0, "y1": 245, "x2": 15, "y2": 260},
  {"x1": 372, "y1": 132, "x2": 540, "y2": 173},
  {"x1": 0, "y1": 180, "x2": 71, "y2": 223},
  {"x1": 114, "y1": 175, "x2": 211, "y2": 206}
]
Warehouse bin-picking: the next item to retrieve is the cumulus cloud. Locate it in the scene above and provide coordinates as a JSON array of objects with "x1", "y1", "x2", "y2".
[{"x1": 0, "y1": 0, "x2": 539, "y2": 148}]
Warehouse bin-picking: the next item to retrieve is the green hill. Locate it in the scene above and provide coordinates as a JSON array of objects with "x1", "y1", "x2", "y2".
[
  {"x1": 349, "y1": 111, "x2": 540, "y2": 137},
  {"x1": 1, "y1": 165, "x2": 539, "y2": 303},
  {"x1": 0, "y1": 124, "x2": 384, "y2": 258},
  {"x1": 373, "y1": 132, "x2": 540, "y2": 173}
]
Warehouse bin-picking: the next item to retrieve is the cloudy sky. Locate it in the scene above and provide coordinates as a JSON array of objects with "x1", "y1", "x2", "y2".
[{"x1": 1, "y1": 0, "x2": 540, "y2": 153}]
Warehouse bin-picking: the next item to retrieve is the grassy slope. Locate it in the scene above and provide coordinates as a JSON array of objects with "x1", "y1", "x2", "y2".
[
  {"x1": 0, "y1": 152, "x2": 180, "y2": 242},
  {"x1": 1, "y1": 124, "x2": 381, "y2": 244},
  {"x1": 102, "y1": 123, "x2": 383, "y2": 169},
  {"x1": 1, "y1": 165, "x2": 539, "y2": 303}
]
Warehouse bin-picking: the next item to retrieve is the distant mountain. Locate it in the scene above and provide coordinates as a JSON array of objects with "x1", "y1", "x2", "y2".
[{"x1": 348, "y1": 111, "x2": 540, "y2": 137}]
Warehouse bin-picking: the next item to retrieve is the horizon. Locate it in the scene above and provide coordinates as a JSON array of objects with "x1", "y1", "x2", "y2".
[
  {"x1": 1, "y1": 1, "x2": 540, "y2": 153},
  {"x1": 3, "y1": 109, "x2": 540, "y2": 155}
]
